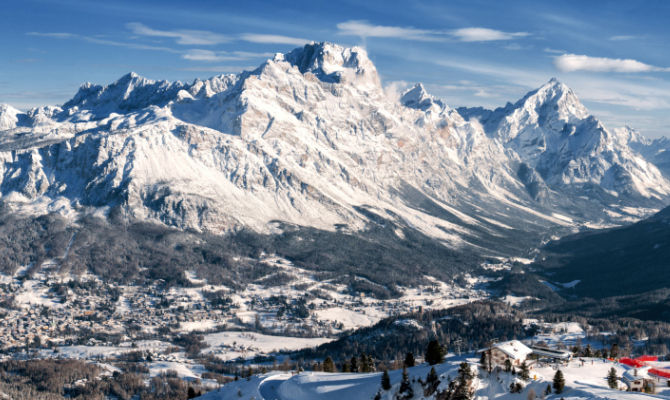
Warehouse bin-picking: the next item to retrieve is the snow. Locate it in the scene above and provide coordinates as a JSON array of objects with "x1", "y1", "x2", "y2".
[
  {"x1": 0, "y1": 42, "x2": 664, "y2": 250},
  {"x1": 198, "y1": 355, "x2": 670, "y2": 399},
  {"x1": 202, "y1": 331, "x2": 332, "y2": 361}
]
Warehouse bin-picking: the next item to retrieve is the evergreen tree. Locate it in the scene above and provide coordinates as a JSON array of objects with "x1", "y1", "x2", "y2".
[
  {"x1": 342, "y1": 360, "x2": 351, "y2": 373},
  {"x1": 584, "y1": 344, "x2": 593, "y2": 357},
  {"x1": 350, "y1": 356, "x2": 358, "y2": 373},
  {"x1": 479, "y1": 351, "x2": 487, "y2": 370},
  {"x1": 425, "y1": 340, "x2": 446, "y2": 365},
  {"x1": 504, "y1": 359, "x2": 512, "y2": 372},
  {"x1": 397, "y1": 367, "x2": 414, "y2": 399},
  {"x1": 553, "y1": 369, "x2": 565, "y2": 394},
  {"x1": 404, "y1": 352, "x2": 416, "y2": 367},
  {"x1": 545, "y1": 384, "x2": 552, "y2": 395},
  {"x1": 374, "y1": 391, "x2": 382, "y2": 400},
  {"x1": 610, "y1": 344, "x2": 620, "y2": 359},
  {"x1": 368, "y1": 354, "x2": 376, "y2": 372},
  {"x1": 607, "y1": 367, "x2": 618, "y2": 389},
  {"x1": 451, "y1": 364, "x2": 473, "y2": 400},
  {"x1": 519, "y1": 361, "x2": 530, "y2": 381},
  {"x1": 382, "y1": 369, "x2": 392, "y2": 391},
  {"x1": 425, "y1": 366, "x2": 440, "y2": 394},
  {"x1": 359, "y1": 354, "x2": 368, "y2": 372},
  {"x1": 323, "y1": 356, "x2": 335, "y2": 373}
]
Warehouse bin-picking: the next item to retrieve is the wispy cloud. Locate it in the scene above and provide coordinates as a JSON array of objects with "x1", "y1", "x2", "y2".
[
  {"x1": 337, "y1": 20, "x2": 530, "y2": 43},
  {"x1": 239, "y1": 33, "x2": 308, "y2": 46},
  {"x1": 182, "y1": 49, "x2": 274, "y2": 62},
  {"x1": 450, "y1": 27, "x2": 529, "y2": 42},
  {"x1": 609, "y1": 35, "x2": 639, "y2": 41},
  {"x1": 554, "y1": 54, "x2": 670, "y2": 73},
  {"x1": 543, "y1": 47, "x2": 565, "y2": 54},
  {"x1": 337, "y1": 20, "x2": 441, "y2": 41},
  {"x1": 27, "y1": 31, "x2": 180, "y2": 53},
  {"x1": 126, "y1": 22, "x2": 229, "y2": 45},
  {"x1": 27, "y1": 32, "x2": 76, "y2": 39}
]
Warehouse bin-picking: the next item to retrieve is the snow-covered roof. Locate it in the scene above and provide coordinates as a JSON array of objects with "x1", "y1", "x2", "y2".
[
  {"x1": 623, "y1": 366, "x2": 651, "y2": 382},
  {"x1": 493, "y1": 340, "x2": 533, "y2": 360}
]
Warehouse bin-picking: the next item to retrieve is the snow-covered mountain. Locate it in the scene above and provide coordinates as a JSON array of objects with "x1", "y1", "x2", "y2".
[
  {"x1": 459, "y1": 78, "x2": 670, "y2": 205},
  {"x1": 0, "y1": 42, "x2": 668, "y2": 252}
]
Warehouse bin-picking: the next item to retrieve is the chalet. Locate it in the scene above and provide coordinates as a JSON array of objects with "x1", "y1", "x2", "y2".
[
  {"x1": 480, "y1": 340, "x2": 533, "y2": 367},
  {"x1": 623, "y1": 367, "x2": 652, "y2": 392}
]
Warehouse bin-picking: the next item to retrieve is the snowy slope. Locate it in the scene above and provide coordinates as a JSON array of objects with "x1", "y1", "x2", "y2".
[
  {"x1": 0, "y1": 42, "x2": 667, "y2": 249},
  {"x1": 198, "y1": 356, "x2": 670, "y2": 400}
]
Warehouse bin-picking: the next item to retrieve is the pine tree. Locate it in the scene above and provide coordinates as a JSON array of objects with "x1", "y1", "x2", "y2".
[
  {"x1": 553, "y1": 369, "x2": 565, "y2": 394},
  {"x1": 519, "y1": 361, "x2": 530, "y2": 381},
  {"x1": 545, "y1": 383, "x2": 552, "y2": 395},
  {"x1": 425, "y1": 366, "x2": 440, "y2": 394},
  {"x1": 350, "y1": 356, "x2": 358, "y2": 373},
  {"x1": 360, "y1": 354, "x2": 369, "y2": 372},
  {"x1": 425, "y1": 340, "x2": 446, "y2": 365},
  {"x1": 610, "y1": 344, "x2": 619, "y2": 359},
  {"x1": 397, "y1": 367, "x2": 414, "y2": 399},
  {"x1": 404, "y1": 352, "x2": 415, "y2": 367},
  {"x1": 452, "y1": 363, "x2": 474, "y2": 400},
  {"x1": 607, "y1": 367, "x2": 618, "y2": 389},
  {"x1": 374, "y1": 391, "x2": 382, "y2": 400},
  {"x1": 382, "y1": 369, "x2": 392, "y2": 391},
  {"x1": 479, "y1": 351, "x2": 487, "y2": 370},
  {"x1": 584, "y1": 344, "x2": 593, "y2": 357},
  {"x1": 323, "y1": 356, "x2": 335, "y2": 373},
  {"x1": 504, "y1": 359, "x2": 512, "y2": 372}
]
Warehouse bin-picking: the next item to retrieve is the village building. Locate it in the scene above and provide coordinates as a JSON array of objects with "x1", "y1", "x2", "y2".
[{"x1": 480, "y1": 340, "x2": 533, "y2": 367}]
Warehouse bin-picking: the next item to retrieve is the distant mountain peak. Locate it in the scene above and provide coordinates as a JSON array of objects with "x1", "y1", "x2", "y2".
[
  {"x1": 401, "y1": 83, "x2": 444, "y2": 111},
  {"x1": 62, "y1": 71, "x2": 186, "y2": 117}
]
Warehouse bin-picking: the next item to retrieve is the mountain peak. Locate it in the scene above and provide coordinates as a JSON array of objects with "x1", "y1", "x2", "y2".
[
  {"x1": 514, "y1": 78, "x2": 589, "y2": 124},
  {"x1": 401, "y1": 83, "x2": 444, "y2": 111},
  {"x1": 0, "y1": 103, "x2": 24, "y2": 130},
  {"x1": 63, "y1": 72, "x2": 186, "y2": 117},
  {"x1": 279, "y1": 42, "x2": 380, "y2": 88}
]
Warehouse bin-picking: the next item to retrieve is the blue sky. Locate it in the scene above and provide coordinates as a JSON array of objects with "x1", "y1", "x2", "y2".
[{"x1": 2, "y1": 0, "x2": 670, "y2": 137}]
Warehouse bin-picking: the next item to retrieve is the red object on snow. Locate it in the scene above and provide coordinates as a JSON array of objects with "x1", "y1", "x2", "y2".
[
  {"x1": 636, "y1": 355, "x2": 658, "y2": 362},
  {"x1": 649, "y1": 368, "x2": 670, "y2": 379},
  {"x1": 619, "y1": 358, "x2": 645, "y2": 368}
]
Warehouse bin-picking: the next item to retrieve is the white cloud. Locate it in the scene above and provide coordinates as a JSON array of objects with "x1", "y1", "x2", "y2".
[
  {"x1": 543, "y1": 47, "x2": 565, "y2": 54},
  {"x1": 239, "y1": 33, "x2": 309, "y2": 46},
  {"x1": 450, "y1": 27, "x2": 529, "y2": 42},
  {"x1": 337, "y1": 20, "x2": 530, "y2": 43},
  {"x1": 27, "y1": 32, "x2": 76, "y2": 39},
  {"x1": 126, "y1": 22, "x2": 229, "y2": 45},
  {"x1": 182, "y1": 49, "x2": 274, "y2": 62},
  {"x1": 181, "y1": 50, "x2": 239, "y2": 62},
  {"x1": 554, "y1": 54, "x2": 670, "y2": 73},
  {"x1": 609, "y1": 35, "x2": 638, "y2": 41},
  {"x1": 26, "y1": 31, "x2": 179, "y2": 53},
  {"x1": 336, "y1": 20, "x2": 440, "y2": 41}
]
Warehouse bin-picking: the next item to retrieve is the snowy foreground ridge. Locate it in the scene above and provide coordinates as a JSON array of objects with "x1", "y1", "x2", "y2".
[
  {"x1": 1, "y1": 42, "x2": 670, "y2": 246},
  {"x1": 199, "y1": 356, "x2": 670, "y2": 400}
]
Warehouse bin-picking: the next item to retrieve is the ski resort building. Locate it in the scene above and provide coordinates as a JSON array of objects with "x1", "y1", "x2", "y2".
[
  {"x1": 530, "y1": 345, "x2": 573, "y2": 362},
  {"x1": 485, "y1": 340, "x2": 533, "y2": 367}
]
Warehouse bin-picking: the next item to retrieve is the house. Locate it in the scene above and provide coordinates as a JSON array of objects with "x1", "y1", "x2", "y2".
[
  {"x1": 480, "y1": 340, "x2": 533, "y2": 367},
  {"x1": 623, "y1": 367, "x2": 652, "y2": 392}
]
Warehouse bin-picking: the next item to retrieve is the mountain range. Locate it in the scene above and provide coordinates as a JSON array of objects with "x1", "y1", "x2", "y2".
[{"x1": 1, "y1": 41, "x2": 669, "y2": 273}]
